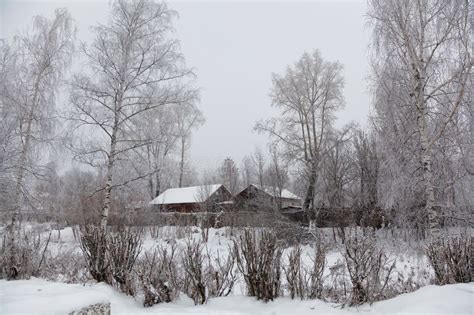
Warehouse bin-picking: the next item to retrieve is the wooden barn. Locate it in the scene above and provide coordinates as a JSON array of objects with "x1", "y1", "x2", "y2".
[
  {"x1": 149, "y1": 184, "x2": 232, "y2": 212},
  {"x1": 235, "y1": 184, "x2": 302, "y2": 211}
]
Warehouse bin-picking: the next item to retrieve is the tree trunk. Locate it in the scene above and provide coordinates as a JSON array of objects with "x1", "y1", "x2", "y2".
[
  {"x1": 178, "y1": 137, "x2": 185, "y2": 188},
  {"x1": 8, "y1": 144, "x2": 29, "y2": 279},
  {"x1": 148, "y1": 174, "x2": 154, "y2": 200},
  {"x1": 100, "y1": 117, "x2": 119, "y2": 230},
  {"x1": 154, "y1": 170, "x2": 161, "y2": 198},
  {"x1": 8, "y1": 75, "x2": 41, "y2": 279},
  {"x1": 419, "y1": 115, "x2": 439, "y2": 238},
  {"x1": 303, "y1": 161, "x2": 318, "y2": 220},
  {"x1": 415, "y1": 66, "x2": 440, "y2": 239}
]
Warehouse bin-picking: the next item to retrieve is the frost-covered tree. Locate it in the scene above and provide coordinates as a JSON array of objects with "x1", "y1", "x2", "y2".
[
  {"x1": 256, "y1": 50, "x2": 344, "y2": 215},
  {"x1": 240, "y1": 156, "x2": 255, "y2": 188},
  {"x1": 368, "y1": 0, "x2": 472, "y2": 237},
  {"x1": 0, "y1": 42, "x2": 19, "y2": 218},
  {"x1": 251, "y1": 146, "x2": 266, "y2": 189},
  {"x1": 175, "y1": 102, "x2": 204, "y2": 188},
  {"x1": 1, "y1": 9, "x2": 75, "y2": 279},
  {"x1": 68, "y1": 0, "x2": 197, "y2": 229},
  {"x1": 219, "y1": 157, "x2": 240, "y2": 194},
  {"x1": 264, "y1": 144, "x2": 289, "y2": 210},
  {"x1": 353, "y1": 130, "x2": 378, "y2": 213},
  {"x1": 133, "y1": 105, "x2": 178, "y2": 200}
]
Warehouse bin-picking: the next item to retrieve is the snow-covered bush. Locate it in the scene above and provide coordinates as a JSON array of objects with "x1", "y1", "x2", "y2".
[
  {"x1": 38, "y1": 251, "x2": 90, "y2": 283},
  {"x1": 79, "y1": 225, "x2": 110, "y2": 284},
  {"x1": 182, "y1": 240, "x2": 207, "y2": 304},
  {"x1": 0, "y1": 227, "x2": 51, "y2": 280},
  {"x1": 426, "y1": 235, "x2": 471, "y2": 285},
  {"x1": 283, "y1": 245, "x2": 304, "y2": 299},
  {"x1": 181, "y1": 240, "x2": 237, "y2": 304},
  {"x1": 283, "y1": 242, "x2": 327, "y2": 300},
  {"x1": 342, "y1": 232, "x2": 396, "y2": 306},
  {"x1": 306, "y1": 241, "x2": 326, "y2": 300},
  {"x1": 234, "y1": 229, "x2": 282, "y2": 302},
  {"x1": 137, "y1": 245, "x2": 180, "y2": 307},
  {"x1": 108, "y1": 227, "x2": 143, "y2": 296},
  {"x1": 206, "y1": 247, "x2": 236, "y2": 298},
  {"x1": 325, "y1": 259, "x2": 347, "y2": 302}
]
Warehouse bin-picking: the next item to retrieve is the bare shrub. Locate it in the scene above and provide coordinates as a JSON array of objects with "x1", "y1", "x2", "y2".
[
  {"x1": 147, "y1": 226, "x2": 161, "y2": 239},
  {"x1": 181, "y1": 240, "x2": 237, "y2": 304},
  {"x1": 426, "y1": 235, "x2": 472, "y2": 285},
  {"x1": 108, "y1": 227, "x2": 143, "y2": 296},
  {"x1": 79, "y1": 225, "x2": 110, "y2": 284},
  {"x1": 283, "y1": 246, "x2": 304, "y2": 299},
  {"x1": 234, "y1": 229, "x2": 282, "y2": 302},
  {"x1": 1, "y1": 228, "x2": 51, "y2": 280},
  {"x1": 182, "y1": 241, "x2": 207, "y2": 305},
  {"x1": 39, "y1": 250, "x2": 91, "y2": 283},
  {"x1": 343, "y1": 233, "x2": 395, "y2": 306},
  {"x1": 137, "y1": 245, "x2": 179, "y2": 307},
  {"x1": 326, "y1": 260, "x2": 348, "y2": 302},
  {"x1": 283, "y1": 241, "x2": 326, "y2": 300},
  {"x1": 206, "y1": 248, "x2": 237, "y2": 298},
  {"x1": 306, "y1": 241, "x2": 326, "y2": 300}
]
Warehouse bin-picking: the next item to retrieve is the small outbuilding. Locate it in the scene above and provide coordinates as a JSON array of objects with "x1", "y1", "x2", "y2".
[{"x1": 149, "y1": 184, "x2": 232, "y2": 212}]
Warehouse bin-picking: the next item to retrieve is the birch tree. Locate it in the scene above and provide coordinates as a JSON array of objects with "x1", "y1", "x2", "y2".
[
  {"x1": 264, "y1": 144, "x2": 289, "y2": 211},
  {"x1": 68, "y1": 0, "x2": 197, "y2": 229},
  {"x1": 1, "y1": 9, "x2": 75, "y2": 279},
  {"x1": 219, "y1": 157, "x2": 240, "y2": 194},
  {"x1": 321, "y1": 131, "x2": 355, "y2": 210},
  {"x1": 251, "y1": 146, "x2": 266, "y2": 189},
  {"x1": 134, "y1": 105, "x2": 177, "y2": 200},
  {"x1": 368, "y1": 0, "x2": 472, "y2": 237},
  {"x1": 240, "y1": 156, "x2": 255, "y2": 188},
  {"x1": 353, "y1": 130, "x2": 379, "y2": 225},
  {"x1": 256, "y1": 50, "x2": 344, "y2": 216},
  {"x1": 0, "y1": 42, "x2": 19, "y2": 218},
  {"x1": 175, "y1": 102, "x2": 204, "y2": 188}
]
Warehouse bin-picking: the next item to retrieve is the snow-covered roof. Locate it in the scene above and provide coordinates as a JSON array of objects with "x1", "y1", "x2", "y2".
[
  {"x1": 149, "y1": 184, "x2": 223, "y2": 205},
  {"x1": 242, "y1": 184, "x2": 301, "y2": 200}
]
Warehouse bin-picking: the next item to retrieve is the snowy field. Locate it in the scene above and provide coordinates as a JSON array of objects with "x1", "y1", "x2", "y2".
[{"x1": 0, "y1": 223, "x2": 472, "y2": 314}]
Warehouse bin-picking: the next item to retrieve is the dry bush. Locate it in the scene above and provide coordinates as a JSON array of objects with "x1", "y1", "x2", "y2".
[
  {"x1": 108, "y1": 227, "x2": 143, "y2": 296},
  {"x1": 325, "y1": 260, "x2": 348, "y2": 302},
  {"x1": 283, "y1": 246, "x2": 304, "y2": 299},
  {"x1": 181, "y1": 240, "x2": 237, "y2": 305},
  {"x1": 1, "y1": 228, "x2": 51, "y2": 280},
  {"x1": 182, "y1": 240, "x2": 207, "y2": 305},
  {"x1": 38, "y1": 250, "x2": 91, "y2": 283},
  {"x1": 137, "y1": 245, "x2": 180, "y2": 307},
  {"x1": 306, "y1": 241, "x2": 327, "y2": 300},
  {"x1": 147, "y1": 226, "x2": 161, "y2": 239},
  {"x1": 426, "y1": 235, "x2": 472, "y2": 285},
  {"x1": 206, "y1": 248, "x2": 237, "y2": 298},
  {"x1": 234, "y1": 229, "x2": 282, "y2": 302},
  {"x1": 79, "y1": 225, "x2": 110, "y2": 284},
  {"x1": 343, "y1": 232, "x2": 396, "y2": 306},
  {"x1": 283, "y1": 242, "x2": 327, "y2": 300}
]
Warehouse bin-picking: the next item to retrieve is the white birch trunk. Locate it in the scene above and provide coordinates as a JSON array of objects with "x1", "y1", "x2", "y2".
[
  {"x1": 100, "y1": 108, "x2": 119, "y2": 230},
  {"x1": 178, "y1": 137, "x2": 185, "y2": 188},
  {"x1": 414, "y1": 64, "x2": 440, "y2": 238}
]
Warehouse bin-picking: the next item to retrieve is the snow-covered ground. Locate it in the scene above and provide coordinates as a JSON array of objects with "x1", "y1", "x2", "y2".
[{"x1": 1, "y1": 278, "x2": 472, "y2": 314}]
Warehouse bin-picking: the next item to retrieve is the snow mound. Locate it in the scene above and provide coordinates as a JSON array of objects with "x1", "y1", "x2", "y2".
[{"x1": 0, "y1": 278, "x2": 472, "y2": 314}]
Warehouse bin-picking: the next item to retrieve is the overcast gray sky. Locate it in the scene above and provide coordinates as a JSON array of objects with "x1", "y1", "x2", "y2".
[{"x1": 1, "y1": 0, "x2": 371, "y2": 168}]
